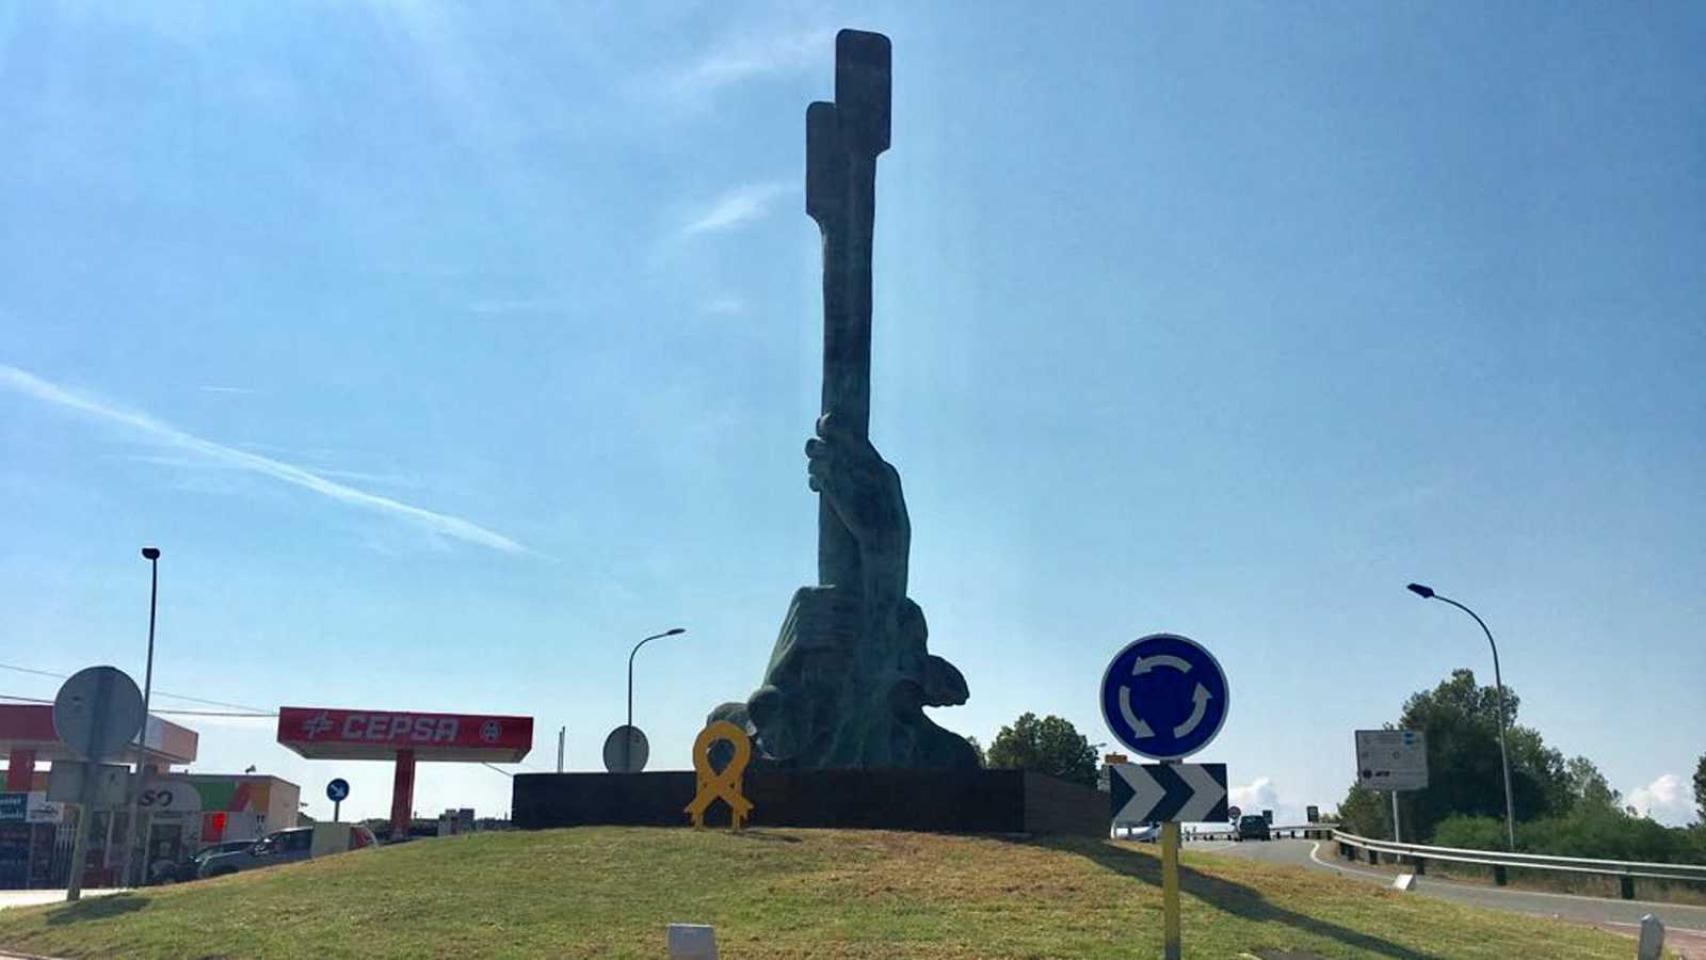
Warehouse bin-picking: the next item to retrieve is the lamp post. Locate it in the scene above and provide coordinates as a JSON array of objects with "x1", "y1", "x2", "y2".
[
  {"x1": 1407, "y1": 582, "x2": 1516, "y2": 850},
  {"x1": 127, "y1": 547, "x2": 161, "y2": 886},
  {"x1": 625, "y1": 627, "x2": 685, "y2": 770}
]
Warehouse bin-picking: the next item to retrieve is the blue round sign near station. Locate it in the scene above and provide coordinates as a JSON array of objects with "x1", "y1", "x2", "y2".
[
  {"x1": 1100, "y1": 633, "x2": 1229, "y2": 761},
  {"x1": 326, "y1": 778, "x2": 350, "y2": 803}
]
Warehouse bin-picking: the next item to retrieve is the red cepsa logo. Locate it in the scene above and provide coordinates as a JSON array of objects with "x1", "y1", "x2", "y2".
[{"x1": 299, "y1": 710, "x2": 469, "y2": 744}]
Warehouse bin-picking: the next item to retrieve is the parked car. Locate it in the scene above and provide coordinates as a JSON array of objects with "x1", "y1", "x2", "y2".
[
  {"x1": 197, "y1": 824, "x2": 377, "y2": 879},
  {"x1": 1235, "y1": 814, "x2": 1271, "y2": 841},
  {"x1": 151, "y1": 839, "x2": 258, "y2": 884},
  {"x1": 196, "y1": 839, "x2": 262, "y2": 864}
]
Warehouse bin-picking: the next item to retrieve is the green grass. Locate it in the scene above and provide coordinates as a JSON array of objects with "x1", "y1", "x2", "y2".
[{"x1": 0, "y1": 828, "x2": 1643, "y2": 959}]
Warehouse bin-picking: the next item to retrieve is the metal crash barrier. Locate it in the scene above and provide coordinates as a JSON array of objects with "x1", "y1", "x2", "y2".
[{"x1": 1331, "y1": 830, "x2": 1706, "y2": 900}]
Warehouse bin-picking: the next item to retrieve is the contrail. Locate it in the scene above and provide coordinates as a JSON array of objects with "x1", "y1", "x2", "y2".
[{"x1": 1, "y1": 364, "x2": 529, "y2": 555}]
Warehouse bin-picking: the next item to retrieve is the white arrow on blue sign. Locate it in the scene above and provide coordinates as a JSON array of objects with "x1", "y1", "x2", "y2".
[
  {"x1": 326, "y1": 778, "x2": 350, "y2": 803},
  {"x1": 1110, "y1": 763, "x2": 1228, "y2": 824},
  {"x1": 1100, "y1": 633, "x2": 1229, "y2": 761}
]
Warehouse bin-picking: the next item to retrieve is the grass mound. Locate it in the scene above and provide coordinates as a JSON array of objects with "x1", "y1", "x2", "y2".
[{"x1": 0, "y1": 828, "x2": 1634, "y2": 959}]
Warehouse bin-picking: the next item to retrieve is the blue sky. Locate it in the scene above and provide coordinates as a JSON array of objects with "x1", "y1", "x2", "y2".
[{"x1": 2, "y1": 3, "x2": 1702, "y2": 826}]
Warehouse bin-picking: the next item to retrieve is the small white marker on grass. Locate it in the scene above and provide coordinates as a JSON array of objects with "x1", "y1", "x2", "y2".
[
  {"x1": 667, "y1": 923, "x2": 718, "y2": 959},
  {"x1": 1636, "y1": 914, "x2": 1664, "y2": 960}
]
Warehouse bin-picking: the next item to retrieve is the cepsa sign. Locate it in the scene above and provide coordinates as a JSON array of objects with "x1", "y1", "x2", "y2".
[{"x1": 277, "y1": 707, "x2": 532, "y2": 762}]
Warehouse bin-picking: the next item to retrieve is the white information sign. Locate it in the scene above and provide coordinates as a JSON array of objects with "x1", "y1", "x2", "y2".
[{"x1": 1355, "y1": 729, "x2": 1428, "y2": 792}]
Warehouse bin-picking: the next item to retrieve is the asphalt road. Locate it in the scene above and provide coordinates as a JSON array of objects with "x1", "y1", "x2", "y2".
[{"x1": 1193, "y1": 838, "x2": 1706, "y2": 955}]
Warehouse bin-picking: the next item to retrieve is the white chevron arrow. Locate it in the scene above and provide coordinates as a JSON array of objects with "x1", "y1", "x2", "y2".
[
  {"x1": 1118, "y1": 686, "x2": 1155, "y2": 738},
  {"x1": 1172, "y1": 683, "x2": 1213, "y2": 738},
  {"x1": 1112, "y1": 765, "x2": 1166, "y2": 823},
  {"x1": 1131, "y1": 654, "x2": 1192, "y2": 675},
  {"x1": 1174, "y1": 763, "x2": 1227, "y2": 822}
]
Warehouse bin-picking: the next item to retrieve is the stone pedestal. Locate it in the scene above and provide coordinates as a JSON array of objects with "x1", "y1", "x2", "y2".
[{"x1": 513, "y1": 768, "x2": 1107, "y2": 837}]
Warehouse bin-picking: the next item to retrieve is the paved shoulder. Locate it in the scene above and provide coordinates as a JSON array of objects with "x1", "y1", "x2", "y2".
[{"x1": 0, "y1": 889, "x2": 126, "y2": 912}]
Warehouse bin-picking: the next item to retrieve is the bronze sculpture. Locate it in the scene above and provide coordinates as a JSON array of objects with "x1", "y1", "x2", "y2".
[{"x1": 712, "y1": 30, "x2": 978, "y2": 770}]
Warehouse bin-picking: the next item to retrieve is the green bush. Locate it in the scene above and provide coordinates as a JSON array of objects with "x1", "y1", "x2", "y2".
[
  {"x1": 1519, "y1": 808, "x2": 1697, "y2": 863},
  {"x1": 1431, "y1": 815, "x2": 1507, "y2": 851},
  {"x1": 1429, "y1": 811, "x2": 1705, "y2": 866}
]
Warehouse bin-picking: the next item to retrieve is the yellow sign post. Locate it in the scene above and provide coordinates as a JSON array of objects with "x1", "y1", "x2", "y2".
[
  {"x1": 684, "y1": 720, "x2": 754, "y2": 830},
  {"x1": 1161, "y1": 820, "x2": 1181, "y2": 960}
]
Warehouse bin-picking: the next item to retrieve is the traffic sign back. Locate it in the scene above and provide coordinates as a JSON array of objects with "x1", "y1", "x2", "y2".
[
  {"x1": 603, "y1": 725, "x2": 649, "y2": 773},
  {"x1": 52, "y1": 666, "x2": 145, "y2": 762},
  {"x1": 1100, "y1": 634, "x2": 1229, "y2": 760}
]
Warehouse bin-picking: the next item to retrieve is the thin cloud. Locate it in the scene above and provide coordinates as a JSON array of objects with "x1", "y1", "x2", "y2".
[
  {"x1": 197, "y1": 385, "x2": 258, "y2": 395},
  {"x1": 1, "y1": 364, "x2": 528, "y2": 555},
  {"x1": 702, "y1": 295, "x2": 746, "y2": 316},
  {"x1": 682, "y1": 180, "x2": 794, "y2": 236},
  {"x1": 669, "y1": 27, "x2": 832, "y2": 97}
]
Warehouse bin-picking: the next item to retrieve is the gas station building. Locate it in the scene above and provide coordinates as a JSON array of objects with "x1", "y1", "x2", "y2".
[{"x1": 1, "y1": 704, "x2": 300, "y2": 888}]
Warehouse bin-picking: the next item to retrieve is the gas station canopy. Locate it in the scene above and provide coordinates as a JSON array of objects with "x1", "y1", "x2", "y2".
[
  {"x1": 0, "y1": 703, "x2": 198, "y2": 767},
  {"x1": 276, "y1": 707, "x2": 532, "y2": 762}
]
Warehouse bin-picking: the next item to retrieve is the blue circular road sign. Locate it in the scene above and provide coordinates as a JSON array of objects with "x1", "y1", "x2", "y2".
[
  {"x1": 1100, "y1": 633, "x2": 1229, "y2": 760},
  {"x1": 326, "y1": 778, "x2": 350, "y2": 803}
]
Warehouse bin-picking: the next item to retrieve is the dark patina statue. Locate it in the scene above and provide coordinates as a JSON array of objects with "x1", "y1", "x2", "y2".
[{"x1": 711, "y1": 30, "x2": 978, "y2": 770}]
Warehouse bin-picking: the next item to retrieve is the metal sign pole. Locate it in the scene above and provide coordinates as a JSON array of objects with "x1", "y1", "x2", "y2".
[
  {"x1": 65, "y1": 791, "x2": 91, "y2": 902},
  {"x1": 69, "y1": 671, "x2": 114, "y2": 902},
  {"x1": 334, "y1": 799, "x2": 341, "y2": 823},
  {"x1": 1391, "y1": 790, "x2": 1401, "y2": 844},
  {"x1": 1161, "y1": 820, "x2": 1182, "y2": 960},
  {"x1": 125, "y1": 548, "x2": 160, "y2": 888},
  {"x1": 53, "y1": 666, "x2": 146, "y2": 901}
]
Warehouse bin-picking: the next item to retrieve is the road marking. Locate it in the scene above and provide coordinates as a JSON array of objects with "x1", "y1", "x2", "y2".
[
  {"x1": 1307, "y1": 841, "x2": 1393, "y2": 882},
  {"x1": 1601, "y1": 921, "x2": 1706, "y2": 936}
]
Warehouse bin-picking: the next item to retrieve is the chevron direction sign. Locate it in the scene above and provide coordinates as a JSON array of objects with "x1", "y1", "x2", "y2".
[{"x1": 1110, "y1": 763, "x2": 1228, "y2": 824}]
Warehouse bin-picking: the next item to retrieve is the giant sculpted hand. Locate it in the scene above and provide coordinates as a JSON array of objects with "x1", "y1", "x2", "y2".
[{"x1": 711, "y1": 417, "x2": 976, "y2": 770}]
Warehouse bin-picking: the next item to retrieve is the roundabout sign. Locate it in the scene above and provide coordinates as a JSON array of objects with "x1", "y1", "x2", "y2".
[
  {"x1": 1099, "y1": 632, "x2": 1231, "y2": 960},
  {"x1": 1099, "y1": 633, "x2": 1228, "y2": 761}
]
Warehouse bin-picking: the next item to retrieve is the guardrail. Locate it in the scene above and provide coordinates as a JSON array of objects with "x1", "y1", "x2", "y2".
[
  {"x1": 1331, "y1": 830, "x2": 1706, "y2": 900},
  {"x1": 1138, "y1": 823, "x2": 1338, "y2": 842}
]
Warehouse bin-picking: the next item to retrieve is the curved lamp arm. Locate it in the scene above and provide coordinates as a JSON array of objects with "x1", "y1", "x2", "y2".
[{"x1": 627, "y1": 627, "x2": 687, "y2": 730}]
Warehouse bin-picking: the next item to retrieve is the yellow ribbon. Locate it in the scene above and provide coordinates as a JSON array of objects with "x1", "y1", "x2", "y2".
[{"x1": 685, "y1": 720, "x2": 754, "y2": 830}]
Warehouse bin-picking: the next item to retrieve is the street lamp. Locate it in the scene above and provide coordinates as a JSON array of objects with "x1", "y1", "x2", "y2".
[
  {"x1": 127, "y1": 546, "x2": 161, "y2": 886},
  {"x1": 625, "y1": 627, "x2": 686, "y2": 769},
  {"x1": 1407, "y1": 582, "x2": 1517, "y2": 850}
]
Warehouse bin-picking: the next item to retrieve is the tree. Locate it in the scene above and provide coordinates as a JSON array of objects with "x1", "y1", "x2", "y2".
[
  {"x1": 964, "y1": 736, "x2": 988, "y2": 769},
  {"x1": 1336, "y1": 783, "x2": 1391, "y2": 839},
  {"x1": 1694, "y1": 754, "x2": 1706, "y2": 826},
  {"x1": 1341, "y1": 668, "x2": 1574, "y2": 843},
  {"x1": 986, "y1": 713, "x2": 1098, "y2": 787},
  {"x1": 1339, "y1": 672, "x2": 1706, "y2": 863},
  {"x1": 1564, "y1": 756, "x2": 1620, "y2": 814}
]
